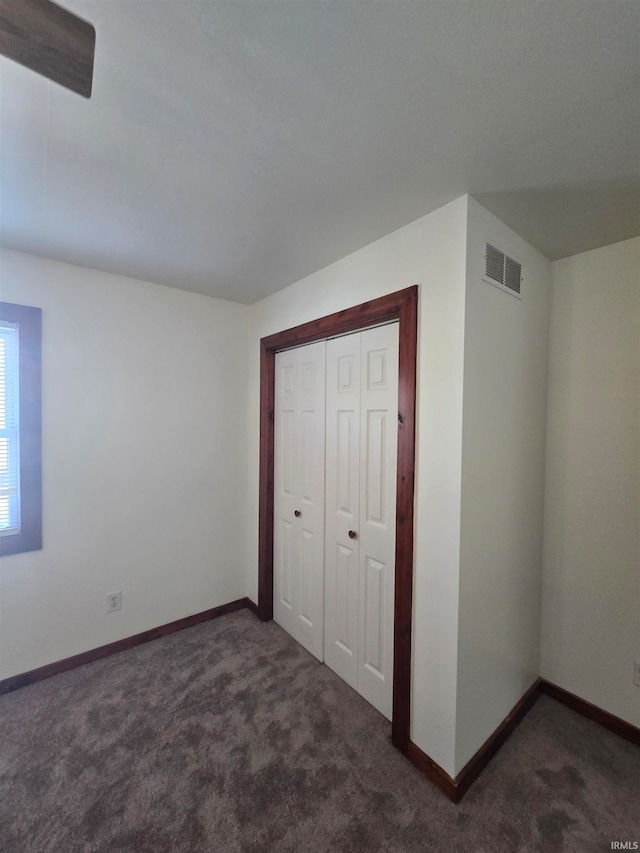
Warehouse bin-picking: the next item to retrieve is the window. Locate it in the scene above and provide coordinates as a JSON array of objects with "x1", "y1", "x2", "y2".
[{"x1": 0, "y1": 302, "x2": 42, "y2": 556}]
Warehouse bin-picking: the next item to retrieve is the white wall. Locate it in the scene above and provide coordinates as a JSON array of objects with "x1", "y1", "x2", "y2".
[
  {"x1": 247, "y1": 197, "x2": 469, "y2": 776},
  {"x1": 0, "y1": 249, "x2": 251, "y2": 680},
  {"x1": 455, "y1": 198, "x2": 552, "y2": 773},
  {"x1": 541, "y1": 237, "x2": 640, "y2": 727}
]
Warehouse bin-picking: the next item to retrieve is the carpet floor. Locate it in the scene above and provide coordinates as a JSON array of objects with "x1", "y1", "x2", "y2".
[{"x1": 0, "y1": 608, "x2": 638, "y2": 852}]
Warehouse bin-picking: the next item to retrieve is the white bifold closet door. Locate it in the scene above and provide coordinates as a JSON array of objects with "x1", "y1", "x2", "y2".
[
  {"x1": 273, "y1": 324, "x2": 398, "y2": 721},
  {"x1": 273, "y1": 340, "x2": 326, "y2": 661},
  {"x1": 324, "y1": 323, "x2": 399, "y2": 720}
]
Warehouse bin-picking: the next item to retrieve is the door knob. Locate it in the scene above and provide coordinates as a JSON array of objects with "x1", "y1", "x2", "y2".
[
  {"x1": 348, "y1": 529, "x2": 357, "y2": 539},
  {"x1": 294, "y1": 510, "x2": 301, "y2": 517}
]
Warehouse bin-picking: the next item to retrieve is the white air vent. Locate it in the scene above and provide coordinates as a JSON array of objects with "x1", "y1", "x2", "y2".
[{"x1": 484, "y1": 243, "x2": 522, "y2": 298}]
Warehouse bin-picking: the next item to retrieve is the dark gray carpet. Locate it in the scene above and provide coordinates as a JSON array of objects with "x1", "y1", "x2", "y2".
[{"x1": 0, "y1": 609, "x2": 638, "y2": 852}]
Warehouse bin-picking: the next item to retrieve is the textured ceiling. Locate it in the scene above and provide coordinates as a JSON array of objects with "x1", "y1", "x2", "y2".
[{"x1": 1, "y1": 0, "x2": 638, "y2": 303}]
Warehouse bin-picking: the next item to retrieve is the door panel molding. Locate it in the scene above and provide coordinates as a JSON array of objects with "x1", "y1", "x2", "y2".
[
  {"x1": 273, "y1": 342, "x2": 326, "y2": 660},
  {"x1": 259, "y1": 285, "x2": 418, "y2": 753},
  {"x1": 356, "y1": 322, "x2": 398, "y2": 719},
  {"x1": 324, "y1": 332, "x2": 361, "y2": 692}
]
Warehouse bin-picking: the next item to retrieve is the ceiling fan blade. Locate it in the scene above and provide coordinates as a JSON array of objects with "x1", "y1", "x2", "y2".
[{"x1": 0, "y1": 0, "x2": 95, "y2": 97}]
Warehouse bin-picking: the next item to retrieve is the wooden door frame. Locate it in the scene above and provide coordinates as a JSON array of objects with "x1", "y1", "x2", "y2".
[{"x1": 258, "y1": 285, "x2": 418, "y2": 753}]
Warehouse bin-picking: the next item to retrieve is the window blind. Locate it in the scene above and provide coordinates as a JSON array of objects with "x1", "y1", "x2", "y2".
[{"x1": 0, "y1": 322, "x2": 20, "y2": 534}]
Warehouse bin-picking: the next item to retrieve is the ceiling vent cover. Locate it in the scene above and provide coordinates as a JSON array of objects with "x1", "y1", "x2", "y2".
[{"x1": 484, "y1": 243, "x2": 522, "y2": 298}]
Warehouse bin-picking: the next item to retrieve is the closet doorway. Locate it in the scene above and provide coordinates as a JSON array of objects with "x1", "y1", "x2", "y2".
[
  {"x1": 273, "y1": 323, "x2": 399, "y2": 719},
  {"x1": 258, "y1": 286, "x2": 417, "y2": 752}
]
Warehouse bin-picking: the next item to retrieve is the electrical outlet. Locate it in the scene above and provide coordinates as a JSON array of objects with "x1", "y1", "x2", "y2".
[
  {"x1": 106, "y1": 591, "x2": 122, "y2": 613},
  {"x1": 634, "y1": 659, "x2": 640, "y2": 688}
]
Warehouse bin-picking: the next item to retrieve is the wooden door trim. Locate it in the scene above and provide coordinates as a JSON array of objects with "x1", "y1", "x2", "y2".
[{"x1": 259, "y1": 285, "x2": 418, "y2": 753}]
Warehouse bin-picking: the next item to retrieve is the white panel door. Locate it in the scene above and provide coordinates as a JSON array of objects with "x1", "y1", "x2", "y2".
[
  {"x1": 273, "y1": 341, "x2": 326, "y2": 660},
  {"x1": 324, "y1": 323, "x2": 398, "y2": 720},
  {"x1": 324, "y1": 333, "x2": 361, "y2": 690},
  {"x1": 357, "y1": 323, "x2": 398, "y2": 719}
]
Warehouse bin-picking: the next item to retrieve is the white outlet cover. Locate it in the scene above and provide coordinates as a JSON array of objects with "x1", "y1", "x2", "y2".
[{"x1": 106, "y1": 591, "x2": 122, "y2": 613}]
